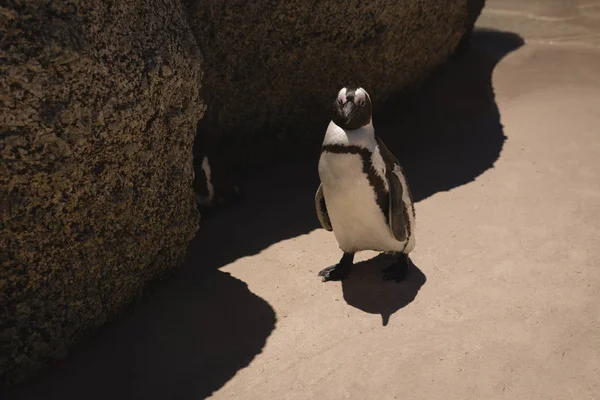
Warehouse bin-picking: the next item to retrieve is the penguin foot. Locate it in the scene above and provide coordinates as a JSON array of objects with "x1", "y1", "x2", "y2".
[
  {"x1": 318, "y1": 252, "x2": 354, "y2": 282},
  {"x1": 382, "y1": 254, "x2": 410, "y2": 283}
]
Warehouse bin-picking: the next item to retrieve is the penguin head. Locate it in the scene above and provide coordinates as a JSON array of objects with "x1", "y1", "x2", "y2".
[{"x1": 331, "y1": 86, "x2": 373, "y2": 130}]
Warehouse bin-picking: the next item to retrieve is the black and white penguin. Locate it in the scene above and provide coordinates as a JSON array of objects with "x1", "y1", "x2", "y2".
[
  {"x1": 192, "y1": 116, "x2": 243, "y2": 218},
  {"x1": 315, "y1": 86, "x2": 416, "y2": 282}
]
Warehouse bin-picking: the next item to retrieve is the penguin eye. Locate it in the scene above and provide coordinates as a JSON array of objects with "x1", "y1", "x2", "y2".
[{"x1": 357, "y1": 99, "x2": 365, "y2": 107}]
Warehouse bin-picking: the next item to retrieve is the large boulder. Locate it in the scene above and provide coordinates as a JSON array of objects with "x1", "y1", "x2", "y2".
[
  {"x1": 186, "y1": 0, "x2": 481, "y2": 172},
  {"x1": 0, "y1": 0, "x2": 204, "y2": 385}
]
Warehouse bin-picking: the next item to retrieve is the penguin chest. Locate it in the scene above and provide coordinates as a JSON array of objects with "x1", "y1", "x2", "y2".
[{"x1": 318, "y1": 152, "x2": 402, "y2": 253}]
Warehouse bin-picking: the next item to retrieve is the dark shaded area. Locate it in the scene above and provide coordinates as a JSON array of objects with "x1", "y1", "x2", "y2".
[
  {"x1": 2, "y1": 28, "x2": 524, "y2": 399},
  {"x1": 341, "y1": 255, "x2": 427, "y2": 326},
  {"x1": 192, "y1": 115, "x2": 245, "y2": 211},
  {"x1": 1, "y1": 236, "x2": 277, "y2": 399},
  {"x1": 373, "y1": 28, "x2": 525, "y2": 202},
  {"x1": 186, "y1": 0, "x2": 478, "y2": 172},
  {"x1": 455, "y1": 0, "x2": 487, "y2": 56}
]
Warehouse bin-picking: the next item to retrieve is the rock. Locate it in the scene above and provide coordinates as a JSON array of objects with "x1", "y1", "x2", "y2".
[
  {"x1": 0, "y1": 0, "x2": 204, "y2": 386},
  {"x1": 186, "y1": 0, "x2": 484, "y2": 172}
]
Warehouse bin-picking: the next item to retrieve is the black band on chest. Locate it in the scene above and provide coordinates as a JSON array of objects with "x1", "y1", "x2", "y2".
[{"x1": 321, "y1": 144, "x2": 389, "y2": 222}]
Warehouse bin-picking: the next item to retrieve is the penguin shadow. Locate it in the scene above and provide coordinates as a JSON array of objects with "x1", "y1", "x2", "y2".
[
  {"x1": 341, "y1": 254, "x2": 427, "y2": 326},
  {"x1": 374, "y1": 28, "x2": 525, "y2": 202}
]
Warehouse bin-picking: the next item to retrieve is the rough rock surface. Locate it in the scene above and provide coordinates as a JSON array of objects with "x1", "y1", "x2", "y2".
[
  {"x1": 0, "y1": 0, "x2": 204, "y2": 386},
  {"x1": 186, "y1": 0, "x2": 478, "y2": 171}
]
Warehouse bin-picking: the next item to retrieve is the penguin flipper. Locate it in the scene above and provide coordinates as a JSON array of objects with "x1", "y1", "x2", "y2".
[
  {"x1": 375, "y1": 135, "x2": 401, "y2": 167},
  {"x1": 315, "y1": 184, "x2": 333, "y2": 231},
  {"x1": 375, "y1": 135, "x2": 408, "y2": 242},
  {"x1": 387, "y1": 170, "x2": 408, "y2": 242}
]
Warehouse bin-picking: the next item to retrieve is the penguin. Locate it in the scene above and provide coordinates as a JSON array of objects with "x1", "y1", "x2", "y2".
[
  {"x1": 193, "y1": 116, "x2": 243, "y2": 218},
  {"x1": 315, "y1": 86, "x2": 416, "y2": 282}
]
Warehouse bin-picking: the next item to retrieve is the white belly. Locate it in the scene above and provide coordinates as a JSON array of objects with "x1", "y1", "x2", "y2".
[{"x1": 318, "y1": 153, "x2": 404, "y2": 253}]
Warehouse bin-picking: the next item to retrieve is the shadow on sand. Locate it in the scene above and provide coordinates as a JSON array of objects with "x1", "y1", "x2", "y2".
[
  {"x1": 3, "y1": 28, "x2": 524, "y2": 400},
  {"x1": 2, "y1": 258, "x2": 276, "y2": 400},
  {"x1": 374, "y1": 28, "x2": 525, "y2": 202},
  {"x1": 341, "y1": 254, "x2": 427, "y2": 326}
]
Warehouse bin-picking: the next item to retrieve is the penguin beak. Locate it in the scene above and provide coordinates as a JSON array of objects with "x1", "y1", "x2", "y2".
[{"x1": 341, "y1": 101, "x2": 356, "y2": 123}]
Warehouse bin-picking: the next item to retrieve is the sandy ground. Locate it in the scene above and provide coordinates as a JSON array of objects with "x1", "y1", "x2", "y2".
[{"x1": 4, "y1": 1, "x2": 600, "y2": 399}]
